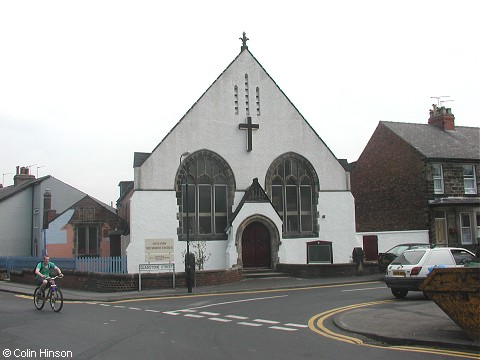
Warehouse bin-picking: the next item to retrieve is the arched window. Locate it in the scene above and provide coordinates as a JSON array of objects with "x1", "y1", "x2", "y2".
[
  {"x1": 177, "y1": 151, "x2": 235, "y2": 241},
  {"x1": 267, "y1": 154, "x2": 318, "y2": 237}
]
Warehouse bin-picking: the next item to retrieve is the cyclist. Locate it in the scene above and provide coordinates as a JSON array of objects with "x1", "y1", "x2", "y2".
[{"x1": 34, "y1": 255, "x2": 63, "y2": 291}]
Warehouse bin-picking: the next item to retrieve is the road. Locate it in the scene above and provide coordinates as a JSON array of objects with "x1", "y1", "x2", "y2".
[{"x1": 0, "y1": 282, "x2": 475, "y2": 359}]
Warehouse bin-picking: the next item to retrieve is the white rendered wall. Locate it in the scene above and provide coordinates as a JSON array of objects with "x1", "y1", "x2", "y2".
[
  {"x1": 129, "y1": 50, "x2": 357, "y2": 272},
  {"x1": 228, "y1": 201, "x2": 283, "y2": 268},
  {"x1": 135, "y1": 51, "x2": 348, "y2": 194},
  {"x1": 0, "y1": 190, "x2": 33, "y2": 256}
]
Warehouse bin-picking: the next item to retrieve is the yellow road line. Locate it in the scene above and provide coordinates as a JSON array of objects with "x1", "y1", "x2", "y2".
[{"x1": 308, "y1": 301, "x2": 480, "y2": 359}]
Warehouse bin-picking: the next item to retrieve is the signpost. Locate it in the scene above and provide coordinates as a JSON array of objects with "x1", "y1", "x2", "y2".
[
  {"x1": 139, "y1": 239, "x2": 175, "y2": 291},
  {"x1": 138, "y1": 263, "x2": 175, "y2": 291}
]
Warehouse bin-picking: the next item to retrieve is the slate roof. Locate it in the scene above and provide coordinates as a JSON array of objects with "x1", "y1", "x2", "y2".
[
  {"x1": 381, "y1": 121, "x2": 480, "y2": 161},
  {"x1": 0, "y1": 175, "x2": 50, "y2": 202}
]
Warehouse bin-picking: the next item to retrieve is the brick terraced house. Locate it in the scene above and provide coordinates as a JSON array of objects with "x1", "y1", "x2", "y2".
[{"x1": 351, "y1": 105, "x2": 480, "y2": 259}]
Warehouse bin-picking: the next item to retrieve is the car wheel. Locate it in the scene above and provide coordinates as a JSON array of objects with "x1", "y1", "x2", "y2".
[{"x1": 391, "y1": 288, "x2": 408, "y2": 299}]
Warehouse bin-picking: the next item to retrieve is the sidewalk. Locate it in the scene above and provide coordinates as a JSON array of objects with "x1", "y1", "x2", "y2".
[{"x1": 1, "y1": 274, "x2": 478, "y2": 353}]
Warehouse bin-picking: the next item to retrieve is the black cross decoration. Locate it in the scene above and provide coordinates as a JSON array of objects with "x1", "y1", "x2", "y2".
[{"x1": 239, "y1": 116, "x2": 259, "y2": 152}]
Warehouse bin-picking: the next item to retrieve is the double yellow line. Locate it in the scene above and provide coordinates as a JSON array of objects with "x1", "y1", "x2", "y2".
[{"x1": 308, "y1": 300, "x2": 480, "y2": 359}]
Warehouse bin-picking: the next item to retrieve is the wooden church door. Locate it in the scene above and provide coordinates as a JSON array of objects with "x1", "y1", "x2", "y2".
[{"x1": 242, "y1": 222, "x2": 271, "y2": 268}]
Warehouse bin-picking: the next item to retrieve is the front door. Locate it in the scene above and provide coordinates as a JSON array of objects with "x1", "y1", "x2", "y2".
[
  {"x1": 363, "y1": 235, "x2": 378, "y2": 261},
  {"x1": 242, "y1": 222, "x2": 271, "y2": 268}
]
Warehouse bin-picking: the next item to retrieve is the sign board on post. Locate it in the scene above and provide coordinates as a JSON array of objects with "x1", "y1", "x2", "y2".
[
  {"x1": 138, "y1": 263, "x2": 175, "y2": 291},
  {"x1": 140, "y1": 239, "x2": 175, "y2": 291}
]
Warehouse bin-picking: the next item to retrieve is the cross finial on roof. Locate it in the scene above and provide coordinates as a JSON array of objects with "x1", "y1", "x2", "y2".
[{"x1": 240, "y1": 32, "x2": 249, "y2": 51}]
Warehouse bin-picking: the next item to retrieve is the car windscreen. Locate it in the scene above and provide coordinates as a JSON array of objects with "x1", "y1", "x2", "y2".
[
  {"x1": 391, "y1": 250, "x2": 426, "y2": 265},
  {"x1": 388, "y1": 245, "x2": 410, "y2": 256}
]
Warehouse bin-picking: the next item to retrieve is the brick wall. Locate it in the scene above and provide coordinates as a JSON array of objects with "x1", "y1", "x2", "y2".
[
  {"x1": 277, "y1": 262, "x2": 380, "y2": 278},
  {"x1": 351, "y1": 123, "x2": 429, "y2": 232},
  {"x1": 9, "y1": 267, "x2": 243, "y2": 292}
]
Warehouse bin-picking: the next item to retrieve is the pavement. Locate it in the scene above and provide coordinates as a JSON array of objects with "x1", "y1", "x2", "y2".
[{"x1": 1, "y1": 274, "x2": 479, "y2": 353}]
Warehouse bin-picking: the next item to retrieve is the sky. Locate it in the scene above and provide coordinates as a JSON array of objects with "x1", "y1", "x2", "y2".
[{"x1": 1, "y1": 1, "x2": 479, "y2": 206}]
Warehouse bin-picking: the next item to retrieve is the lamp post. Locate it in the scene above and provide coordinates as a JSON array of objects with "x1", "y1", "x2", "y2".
[{"x1": 180, "y1": 151, "x2": 192, "y2": 293}]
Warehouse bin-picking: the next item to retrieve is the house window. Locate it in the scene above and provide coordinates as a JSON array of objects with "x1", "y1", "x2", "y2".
[
  {"x1": 180, "y1": 153, "x2": 233, "y2": 240},
  {"x1": 268, "y1": 155, "x2": 317, "y2": 236},
  {"x1": 432, "y1": 164, "x2": 444, "y2": 194},
  {"x1": 460, "y1": 213, "x2": 472, "y2": 245},
  {"x1": 77, "y1": 226, "x2": 98, "y2": 255},
  {"x1": 463, "y1": 165, "x2": 477, "y2": 194},
  {"x1": 476, "y1": 213, "x2": 480, "y2": 245}
]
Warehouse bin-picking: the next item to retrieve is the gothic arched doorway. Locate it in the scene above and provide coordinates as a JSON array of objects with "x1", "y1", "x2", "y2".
[{"x1": 242, "y1": 221, "x2": 271, "y2": 268}]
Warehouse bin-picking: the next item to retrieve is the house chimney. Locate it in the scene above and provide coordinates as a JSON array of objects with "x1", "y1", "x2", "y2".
[
  {"x1": 43, "y1": 189, "x2": 55, "y2": 229},
  {"x1": 428, "y1": 104, "x2": 455, "y2": 131},
  {"x1": 14, "y1": 166, "x2": 36, "y2": 186}
]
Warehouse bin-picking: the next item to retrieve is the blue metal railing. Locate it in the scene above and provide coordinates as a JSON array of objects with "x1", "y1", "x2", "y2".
[
  {"x1": 0, "y1": 256, "x2": 126, "y2": 275},
  {"x1": 76, "y1": 256, "x2": 127, "y2": 274}
]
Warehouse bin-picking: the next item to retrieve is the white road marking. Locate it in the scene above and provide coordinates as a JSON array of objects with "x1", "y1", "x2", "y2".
[
  {"x1": 209, "y1": 317, "x2": 232, "y2": 322},
  {"x1": 129, "y1": 307, "x2": 141, "y2": 310},
  {"x1": 238, "y1": 322, "x2": 263, "y2": 327},
  {"x1": 185, "y1": 314, "x2": 204, "y2": 318},
  {"x1": 163, "y1": 311, "x2": 180, "y2": 316},
  {"x1": 186, "y1": 295, "x2": 288, "y2": 311},
  {"x1": 199, "y1": 311, "x2": 220, "y2": 316},
  {"x1": 99, "y1": 304, "x2": 110, "y2": 306},
  {"x1": 284, "y1": 323, "x2": 308, "y2": 328},
  {"x1": 225, "y1": 315, "x2": 249, "y2": 320},
  {"x1": 145, "y1": 309, "x2": 160, "y2": 313},
  {"x1": 269, "y1": 326, "x2": 298, "y2": 332},
  {"x1": 253, "y1": 319, "x2": 280, "y2": 324},
  {"x1": 114, "y1": 305, "x2": 125, "y2": 308},
  {"x1": 341, "y1": 287, "x2": 386, "y2": 292}
]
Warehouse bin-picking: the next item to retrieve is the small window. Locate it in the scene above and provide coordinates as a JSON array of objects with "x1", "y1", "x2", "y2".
[
  {"x1": 463, "y1": 165, "x2": 477, "y2": 194},
  {"x1": 460, "y1": 213, "x2": 473, "y2": 245},
  {"x1": 432, "y1": 164, "x2": 444, "y2": 194}
]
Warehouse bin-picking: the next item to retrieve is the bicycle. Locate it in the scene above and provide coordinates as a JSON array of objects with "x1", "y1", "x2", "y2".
[{"x1": 33, "y1": 275, "x2": 64, "y2": 312}]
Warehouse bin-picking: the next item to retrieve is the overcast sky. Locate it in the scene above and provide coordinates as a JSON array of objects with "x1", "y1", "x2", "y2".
[{"x1": 1, "y1": 1, "x2": 478, "y2": 205}]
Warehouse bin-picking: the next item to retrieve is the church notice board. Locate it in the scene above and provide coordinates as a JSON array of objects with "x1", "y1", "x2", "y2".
[{"x1": 145, "y1": 239, "x2": 174, "y2": 262}]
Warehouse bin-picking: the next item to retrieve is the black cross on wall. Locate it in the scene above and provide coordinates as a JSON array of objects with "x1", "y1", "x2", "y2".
[{"x1": 239, "y1": 116, "x2": 259, "y2": 152}]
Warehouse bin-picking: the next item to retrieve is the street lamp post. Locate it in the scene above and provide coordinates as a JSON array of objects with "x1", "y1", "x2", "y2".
[{"x1": 180, "y1": 151, "x2": 192, "y2": 293}]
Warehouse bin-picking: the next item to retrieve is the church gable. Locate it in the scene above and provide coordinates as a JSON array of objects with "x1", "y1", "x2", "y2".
[{"x1": 136, "y1": 34, "x2": 348, "y2": 192}]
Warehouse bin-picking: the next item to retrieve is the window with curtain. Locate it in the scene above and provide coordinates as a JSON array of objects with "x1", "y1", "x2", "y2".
[
  {"x1": 432, "y1": 164, "x2": 444, "y2": 194},
  {"x1": 463, "y1": 165, "x2": 477, "y2": 194}
]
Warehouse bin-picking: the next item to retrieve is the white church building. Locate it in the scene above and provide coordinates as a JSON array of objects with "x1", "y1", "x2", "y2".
[{"x1": 126, "y1": 34, "x2": 359, "y2": 274}]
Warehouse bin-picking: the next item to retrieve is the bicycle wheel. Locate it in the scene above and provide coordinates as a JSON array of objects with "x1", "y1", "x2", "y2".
[
  {"x1": 33, "y1": 287, "x2": 45, "y2": 310},
  {"x1": 49, "y1": 288, "x2": 63, "y2": 312}
]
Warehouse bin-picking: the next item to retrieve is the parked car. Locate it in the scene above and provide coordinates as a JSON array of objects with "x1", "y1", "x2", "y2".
[
  {"x1": 378, "y1": 243, "x2": 433, "y2": 268},
  {"x1": 384, "y1": 247, "x2": 477, "y2": 298}
]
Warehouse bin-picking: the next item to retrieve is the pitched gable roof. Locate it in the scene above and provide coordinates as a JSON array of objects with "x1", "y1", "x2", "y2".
[
  {"x1": 0, "y1": 175, "x2": 51, "y2": 202},
  {"x1": 228, "y1": 178, "x2": 280, "y2": 228},
  {"x1": 134, "y1": 47, "x2": 342, "y2": 167},
  {"x1": 381, "y1": 121, "x2": 480, "y2": 160}
]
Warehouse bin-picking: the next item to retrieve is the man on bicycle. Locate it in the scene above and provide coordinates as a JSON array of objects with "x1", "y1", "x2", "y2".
[{"x1": 34, "y1": 255, "x2": 63, "y2": 291}]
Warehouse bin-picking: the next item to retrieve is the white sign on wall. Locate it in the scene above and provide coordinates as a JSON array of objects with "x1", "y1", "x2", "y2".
[{"x1": 145, "y1": 238, "x2": 174, "y2": 262}]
